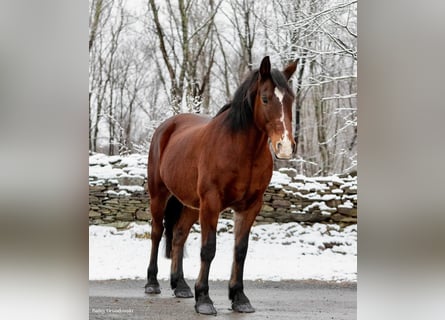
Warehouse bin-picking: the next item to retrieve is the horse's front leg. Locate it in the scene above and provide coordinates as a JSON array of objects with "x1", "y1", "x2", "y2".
[
  {"x1": 229, "y1": 201, "x2": 262, "y2": 313},
  {"x1": 194, "y1": 195, "x2": 221, "y2": 315},
  {"x1": 170, "y1": 207, "x2": 198, "y2": 298}
]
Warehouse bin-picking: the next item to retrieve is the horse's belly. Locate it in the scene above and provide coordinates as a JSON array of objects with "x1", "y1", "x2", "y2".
[
  {"x1": 159, "y1": 134, "x2": 201, "y2": 209},
  {"x1": 161, "y1": 168, "x2": 200, "y2": 209}
]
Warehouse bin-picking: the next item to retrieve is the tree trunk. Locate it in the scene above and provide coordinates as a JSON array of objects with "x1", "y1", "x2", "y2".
[{"x1": 315, "y1": 89, "x2": 329, "y2": 176}]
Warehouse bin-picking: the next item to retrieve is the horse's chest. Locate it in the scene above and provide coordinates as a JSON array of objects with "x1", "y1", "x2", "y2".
[{"x1": 224, "y1": 163, "x2": 272, "y2": 206}]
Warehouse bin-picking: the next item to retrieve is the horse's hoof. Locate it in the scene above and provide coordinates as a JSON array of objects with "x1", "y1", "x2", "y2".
[
  {"x1": 232, "y1": 301, "x2": 255, "y2": 313},
  {"x1": 174, "y1": 288, "x2": 194, "y2": 298},
  {"x1": 145, "y1": 284, "x2": 161, "y2": 294},
  {"x1": 195, "y1": 302, "x2": 217, "y2": 315}
]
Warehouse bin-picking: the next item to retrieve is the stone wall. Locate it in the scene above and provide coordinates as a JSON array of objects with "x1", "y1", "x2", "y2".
[{"x1": 89, "y1": 154, "x2": 357, "y2": 228}]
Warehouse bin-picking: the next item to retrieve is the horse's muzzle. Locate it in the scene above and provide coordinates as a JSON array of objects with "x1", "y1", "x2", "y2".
[{"x1": 274, "y1": 139, "x2": 294, "y2": 160}]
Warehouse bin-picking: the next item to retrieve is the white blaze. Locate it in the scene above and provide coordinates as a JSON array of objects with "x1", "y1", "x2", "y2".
[
  {"x1": 274, "y1": 87, "x2": 284, "y2": 104},
  {"x1": 274, "y1": 87, "x2": 293, "y2": 158}
]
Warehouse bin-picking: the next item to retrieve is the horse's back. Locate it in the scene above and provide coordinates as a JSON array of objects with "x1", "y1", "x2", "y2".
[
  {"x1": 162, "y1": 113, "x2": 210, "y2": 131},
  {"x1": 150, "y1": 113, "x2": 210, "y2": 158}
]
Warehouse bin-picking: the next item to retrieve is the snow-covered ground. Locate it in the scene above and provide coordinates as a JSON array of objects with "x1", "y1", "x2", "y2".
[
  {"x1": 89, "y1": 219, "x2": 356, "y2": 282},
  {"x1": 89, "y1": 153, "x2": 356, "y2": 282}
]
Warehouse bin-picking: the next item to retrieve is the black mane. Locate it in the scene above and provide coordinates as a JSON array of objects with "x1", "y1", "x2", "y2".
[{"x1": 214, "y1": 68, "x2": 292, "y2": 131}]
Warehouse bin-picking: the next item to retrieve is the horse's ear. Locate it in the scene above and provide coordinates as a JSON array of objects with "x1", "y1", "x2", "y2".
[
  {"x1": 259, "y1": 56, "x2": 271, "y2": 79},
  {"x1": 283, "y1": 58, "x2": 299, "y2": 80}
]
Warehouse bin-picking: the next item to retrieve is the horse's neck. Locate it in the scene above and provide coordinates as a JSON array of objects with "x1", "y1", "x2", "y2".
[
  {"x1": 233, "y1": 125, "x2": 270, "y2": 160},
  {"x1": 211, "y1": 107, "x2": 271, "y2": 160}
]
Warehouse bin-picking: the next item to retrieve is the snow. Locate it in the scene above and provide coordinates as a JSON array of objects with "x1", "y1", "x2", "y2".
[
  {"x1": 339, "y1": 200, "x2": 354, "y2": 209},
  {"x1": 89, "y1": 153, "x2": 112, "y2": 166},
  {"x1": 299, "y1": 202, "x2": 337, "y2": 218},
  {"x1": 122, "y1": 167, "x2": 146, "y2": 177},
  {"x1": 119, "y1": 154, "x2": 147, "y2": 169},
  {"x1": 314, "y1": 175, "x2": 345, "y2": 185},
  {"x1": 320, "y1": 194, "x2": 337, "y2": 201},
  {"x1": 89, "y1": 219, "x2": 356, "y2": 282},
  {"x1": 89, "y1": 154, "x2": 357, "y2": 282},
  {"x1": 89, "y1": 153, "x2": 147, "y2": 181},
  {"x1": 89, "y1": 165, "x2": 122, "y2": 180},
  {"x1": 118, "y1": 185, "x2": 145, "y2": 193},
  {"x1": 105, "y1": 190, "x2": 130, "y2": 197},
  {"x1": 270, "y1": 171, "x2": 292, "y2": 188}
]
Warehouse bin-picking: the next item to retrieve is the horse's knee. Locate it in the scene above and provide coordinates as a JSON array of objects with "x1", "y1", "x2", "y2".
[
  {"x1": 200, "y1": 233, "x2": 216, "y2": 262},
  {"x1": 234, "y1": 234, "x2": 249, "y2": 262},
  {"x1": 150, "y1": 221, "x2": 164, "y2": 241},
  {"x1": 150, "y1": 208, "x2": 164, "y2": 226}
]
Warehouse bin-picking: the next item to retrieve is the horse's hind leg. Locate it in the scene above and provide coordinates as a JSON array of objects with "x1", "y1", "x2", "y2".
[
  {"x1": 170, "y1": 207, "x2": 198, "y2": 298},
  {"x1": 145, "y1": 187, "x2": 170, "y2": 294},
  {"x1": 228, "y1": 202, "x2": 262, "y2": 313}
]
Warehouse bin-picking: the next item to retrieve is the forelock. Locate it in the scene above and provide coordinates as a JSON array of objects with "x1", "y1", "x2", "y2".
[{"x1": 270, "y1": 69, "x2": 292, "y2": 94}]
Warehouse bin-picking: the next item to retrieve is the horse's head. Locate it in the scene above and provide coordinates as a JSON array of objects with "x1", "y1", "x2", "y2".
[{"x1": 254, "y1": 56, "x2": 298, "y2": 160}]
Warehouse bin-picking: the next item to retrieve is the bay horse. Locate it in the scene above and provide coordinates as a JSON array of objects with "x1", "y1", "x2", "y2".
[{"x1": 145, "y1": 56, "x2": 298, "y2": 315}]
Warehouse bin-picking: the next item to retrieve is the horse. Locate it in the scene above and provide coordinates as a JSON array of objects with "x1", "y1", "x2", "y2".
[{"x1": 145, "y1": 56, "x2": 298, "y2": 315}]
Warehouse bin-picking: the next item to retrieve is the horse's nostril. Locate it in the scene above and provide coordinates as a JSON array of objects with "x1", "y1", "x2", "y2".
[{"x1": 277, "y1": 142, "x2": 282, "y2": 150}]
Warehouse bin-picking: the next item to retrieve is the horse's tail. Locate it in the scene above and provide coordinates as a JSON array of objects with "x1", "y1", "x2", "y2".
[{"x1": 163, "y1": 196, "x2": 183, "y2": 259}]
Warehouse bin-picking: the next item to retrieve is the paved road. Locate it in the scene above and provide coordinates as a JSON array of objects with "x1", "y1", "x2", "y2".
[{"x1": 89, "y1": 279, "x2": 356, "y2": 319}]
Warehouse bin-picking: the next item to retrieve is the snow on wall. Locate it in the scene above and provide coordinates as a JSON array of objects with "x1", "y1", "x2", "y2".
[{"x1": 89, "y1": 153, "x2": 357, "y2": 228}]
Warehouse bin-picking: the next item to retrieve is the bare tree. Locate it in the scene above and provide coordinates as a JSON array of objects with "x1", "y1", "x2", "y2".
[
  {"x1": 89, "y1": 0, "x2": 357, "y2": 176},
  {"x1": 89, "y1": 0, "x2": 163, "y2": 154},
  {"x1": 265, "y1": 0, "x2": 357, "y2": 175},
  {"x1": 148, "y1": 0, "x2": 221, "y2": 114}
]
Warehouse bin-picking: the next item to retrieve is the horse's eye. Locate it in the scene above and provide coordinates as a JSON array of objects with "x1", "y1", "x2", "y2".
[{"x1": 261, "y1": 95, "x2": 268, "y2": 104}]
